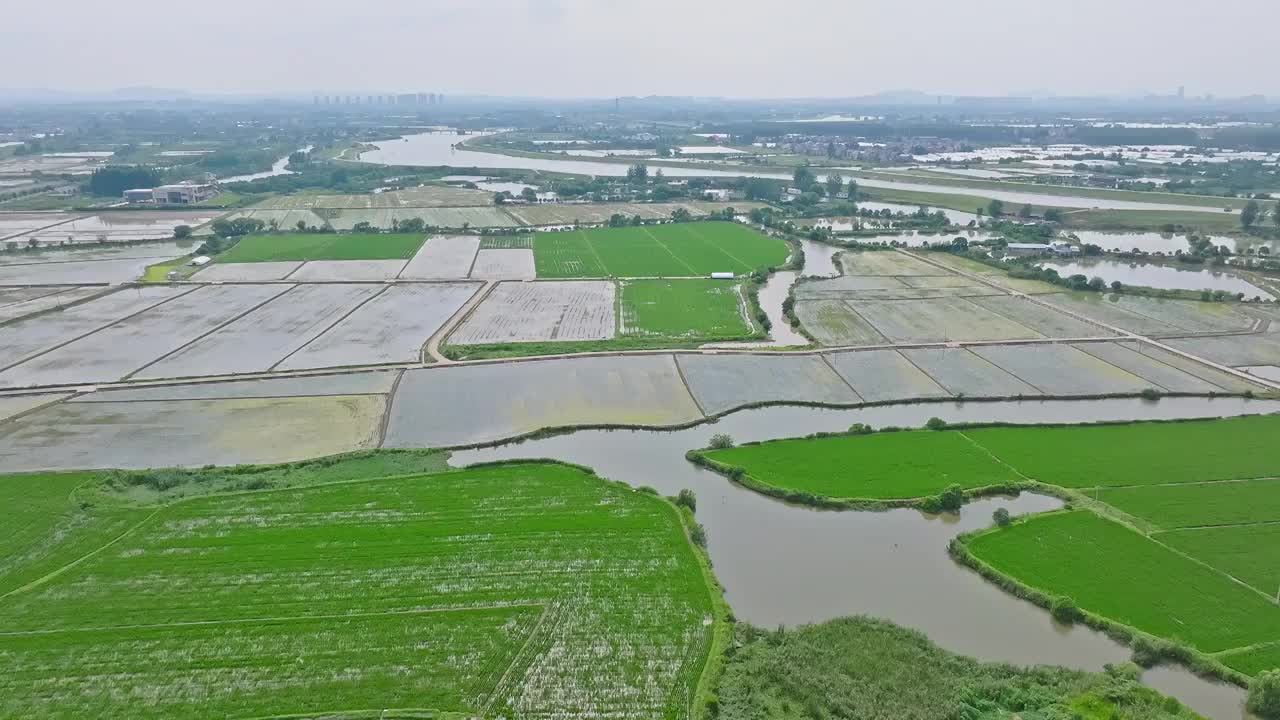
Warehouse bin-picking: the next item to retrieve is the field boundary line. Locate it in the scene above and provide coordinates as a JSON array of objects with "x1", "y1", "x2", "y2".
[
  {"x1": 377, "y1": 369, "x2": 407, "y2": 447},
  {"x1": 1086, "y1": 341, "x2": 1229, "y2": 393},
  {"x1": 965, "y1": 347, "x2": 1050, "y2": 394},
  {"x1": 671, "y1": 354, "x2": 708, "y2": 416},
  {"x1": 681, "y1": 223, "x2": 753, "y2": 272},
  {"x1": 0, "y1": 602, "x2": 545, "y2": 637},
  {"x1": 1079, "y1": 475, "x2": 1280, "y2": 491},
  {"x1": 894, "y1": 346, "x2": 959, "y2": 397},
  {"x1": 818, "y1": 352, "x2": 866, "y2": 402},
  {"x1": 835, "y1": 297, "x2": 892, "y2": 345},
  {"x1": 953, "y1": 294, "x2": 1052, "y2": 342},
  {"x1": 1066, "y1": 341, "x2": 1172, "y2": 393},
  {"x1": 0, "y1": 505, "x2": 163, "y2": 601},
  {"x1": 954, "y1": 432, "x2": 1033, "y2": 482},
  {"x1": 1213, "y1": 638, "x2": 1280, "y2": 658},
  {"x1": 122, "y1": 283, "x2": 296, "y2": 380},
  {"x1": 1153, "y1": 518, "x2": 1280, "y2": 532},
  {"x1": 481, "y1": 603, "x2": 555, "y2": 716},
  {"x1": 577, "y1": 229, "x2": 611, "y2": 277},
  {"x1": 281, "y1": 261, "x2": 307, "y2": 280},
  {"x1": 1143, "y1": 532, "x2": 1280, "y2": 605},
  {"x1": 640, "y1": 226, "x2": 700, "y2": 276},
  {"x1": 423, "y1": 280, "x2": 495, "y2": 363},
  {"x1": 0, "y1": 285, "x2": 202, "y2": 373},
  {"x1": 269, "y1": 285, "x2": 391, "y2": 372}
]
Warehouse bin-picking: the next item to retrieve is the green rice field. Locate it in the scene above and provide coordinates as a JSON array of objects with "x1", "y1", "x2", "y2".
[
  {"x1": 1097, "y1": 478, "x2": 1280, "y2": 529},
  {"x1": 966, "y1": 511, "x2": 1280, "y2": 654},
  {"x1": 1220, "y1": 644, "x2": 1280, "y2": 676},
  {"x1": 702, "y1": 431, "x2": 1023, "y2": 501},
  {"x1": 0, "y1": 460, "x2": 716, "y2": 718},
  {"x1": 962, "y1": 415, "x2": 1280, "y2": 488},
  {"x1": 1156, "y1": 523, "x2": 1280, "y2": 597},
  {"x1": 620, "y1": 279, "x2": 753, "y2": 339},
  {"x1": 215, "y1": 232, "x2": 427, "y2": 262},
  {"x1": 703, "y1": 415, "x2": 1280, "y2": 676},
  {"x1": 0, "y1": 472, "x2": 147, "y2": 597},
  {"x1": 533, "y1": 222, "x2": 789, "y2": 278}
]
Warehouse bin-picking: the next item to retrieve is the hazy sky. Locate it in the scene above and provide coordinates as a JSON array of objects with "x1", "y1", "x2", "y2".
[{"x1": 4, "y1": 0, "x2": 1275, "y2": 98}]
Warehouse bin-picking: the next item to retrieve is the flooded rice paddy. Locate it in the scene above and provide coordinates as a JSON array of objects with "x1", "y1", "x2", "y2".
[
  {"x1": 454, "y1": 396, "x2": 1280, "y2": 720},
  {"x1": 1040, "y1": 258, "x2": 1275, "y2": 300}
]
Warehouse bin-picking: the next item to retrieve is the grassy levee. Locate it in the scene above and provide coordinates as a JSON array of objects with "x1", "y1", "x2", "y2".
[
  {"x1": 715, "y1": 616, "x2": 1207, "y2": 720},
  {"x1": 215, "y1": 232, "x2": 427, "y2": 262},
  {"x1": 0, "y1": 454, "x2": 721, "y2": 719}
]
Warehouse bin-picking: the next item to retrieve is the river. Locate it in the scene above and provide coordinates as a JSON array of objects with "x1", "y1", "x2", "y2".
[
  {"x1": 452, "y1": 396, "x2": 1277, "y2": 720},
  {"x1": 357, "y1": 132, "x2": 1234, "y2": 214},
  {"x1": 220, "y1": 146, "x2": 314, "y2": 184}
]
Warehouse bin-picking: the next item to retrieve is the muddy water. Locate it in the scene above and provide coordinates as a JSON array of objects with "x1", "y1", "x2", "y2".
[
  {"x1": 452, "y1": 396, "x2": 1280, "y2": 720},
  {"x1": 1040, "y1": 258, "x2": 1274, "y2": 300},
  {"x1": 1070, "y1": 231, "x2": 1280, "y2": 257},
  {"x1": 358, "y1": 132, "x2": 1229, "y2": 214}
]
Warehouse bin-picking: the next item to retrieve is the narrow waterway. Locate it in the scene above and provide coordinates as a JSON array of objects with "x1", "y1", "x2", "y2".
[
  {"x1": 220, "y1": 146, "x2": 313, "y2": 184},
  {"x1": 453, "y1": 396, "x2": 1280, "y2": 720}
]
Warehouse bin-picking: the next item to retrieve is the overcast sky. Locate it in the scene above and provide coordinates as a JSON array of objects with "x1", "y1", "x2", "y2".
[{"x1": 4, "y1": 0, "x2": 1275, "y2": 98}]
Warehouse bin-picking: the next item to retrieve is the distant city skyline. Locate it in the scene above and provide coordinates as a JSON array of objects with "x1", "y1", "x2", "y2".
[{"x1": 2, "y1": 0, "x2": 1277, "y2": 98}]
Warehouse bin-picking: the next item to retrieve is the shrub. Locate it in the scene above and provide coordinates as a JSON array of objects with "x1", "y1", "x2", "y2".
[
  {"x1": 689, "y1": 523, "x2": 708, "y2": 547},
  {"x1": 992, "y1": 508, "x2": 1011, "y2": 527},
  {"x1": 1139, "y1": 387, "x2": 1161, "y2": 401},
  {"x1": 925, "y1": 417, "x2": 948, "y2": 431},
  {"x1": 1050, "y1": 596, "x2": 1083, "y2": 625},
  {"x1": 727, "y1": 467, "x2": 746, "y2": 481},
  {"x1": 847, "y1": 423, "x2": 874, "y2": 435},
  {"x1": 1103, "y1": 661, "x2": 1142, "y2": 683},
  {"x1": 675, "y1": 489, "x2": 697, "y2": 513},
  {"x1": 708, "y1": 433, "x2": 735, "y2": 449},
  {"x1": 919, "y1": 496, "x2": 943, "y2": 514},
  {"x1": 1129, "y1": 636, "x2": 1176, "y2": 668},
  {"x1": 1249, "y1": 671, "x2": 1280, "y2": 719},
  {"x1": 636, "y1": 485, "x2": 659, "y2": 495},
  {"x1": 938, "y1": 484, "x2": 965, "y2": 512}
]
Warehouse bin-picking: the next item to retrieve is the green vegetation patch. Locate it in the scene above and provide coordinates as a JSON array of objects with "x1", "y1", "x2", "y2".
[
  {"x1": 0, "y1": 472, "x2": 148, "y2": 597},
  {"x1": 620, "y1": 279, "x2": 752, "y2": 339},
  {"x1": 966, "y1": 511, "x2": 1280, "y2": 653},
  {"x1": 716, "y1": 616, "x2": 1203, "y2": 720},
  {"x1": 1097, "y1": 478, "x2": 1280, "y2": 529},
  {"x1": 1221, "y1": 644, "x2": 1280, "y2": 677},
  {"x1": 0, "y1": 461, "x2": 715, "y2": 718},
  {"x1": 1156, "y1": 523, "x2": 1280, "y2": 597},
  {"x1": 964, "y1": 415, "x2": 1280, "y2": 488},
  {"x1": 702, "y1": 431, "x2": 1023, "y2": 501},
  {"x1": 215, "y1": 232, "x2": 427, "y2": 262},
  {"x1": 533, "y1": 221, "x2": 788, "y2": 278}
]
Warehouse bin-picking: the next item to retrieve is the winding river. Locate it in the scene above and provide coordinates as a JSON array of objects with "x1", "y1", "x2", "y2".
[
  {"x1": 358, "y1": 132, "x2": 1233, "y2": 214},
  {"x1": 453, "y1": 397, "x2": 1278, "y2": 720}
]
